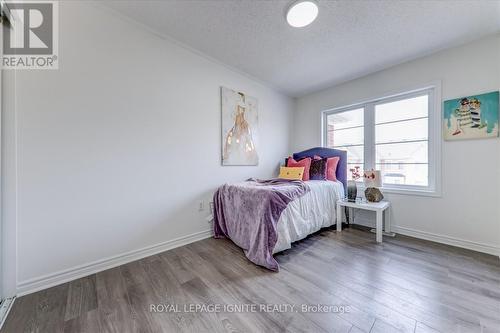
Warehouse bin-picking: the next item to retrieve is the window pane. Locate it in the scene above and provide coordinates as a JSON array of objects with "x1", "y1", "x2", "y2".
[
  {"x1": 376, "y1": 141, "x2": 427, "y2": 164},
  {"x1": 375, "y1": 95, "x2": 428, "y2": 124},
  {"x1": 378, "y1": 163, "x2": 428, "y2": 187},
  {"x1": 329, "y1": 127, "x2": 364, "y2": 147},
  {"x1": 336, "y1": 146, "x2": 364, "y2": 164},
  {"x1": 376, "y1": 118, "x2": 428, "y2": 144},
  {"x1": 324, "y1": 90, "x2": 434, "y2": 190},
  {"x1": 327, "y1": 108, "x2": 364, "y2": 130}
]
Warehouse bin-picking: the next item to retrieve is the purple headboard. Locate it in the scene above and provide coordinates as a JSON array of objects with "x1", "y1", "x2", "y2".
[{"x1": 292, "y1": 147, "x2": 347, "y2": 194}]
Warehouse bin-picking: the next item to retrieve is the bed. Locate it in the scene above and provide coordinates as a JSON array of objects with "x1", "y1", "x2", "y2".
[{"x1": 213, "y1": 147, "x2": 347, "y2": 271}]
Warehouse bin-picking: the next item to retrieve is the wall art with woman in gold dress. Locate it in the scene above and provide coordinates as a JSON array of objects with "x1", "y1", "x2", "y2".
[{"x1": 221, "y1": 87, "x2": 259, "y2": 165}]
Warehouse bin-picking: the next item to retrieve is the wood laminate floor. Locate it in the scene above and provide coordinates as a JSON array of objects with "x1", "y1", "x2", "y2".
[{"x1": 2, "y1": 226, "x2": 500, "y2": 333}]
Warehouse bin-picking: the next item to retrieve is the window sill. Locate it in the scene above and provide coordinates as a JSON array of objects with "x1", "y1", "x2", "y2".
[
  {"x1": 381, "y1": 187, "x2": 441, "y2": 198},
  {"x1": 356, "y1": 184, "x2": 441, "y2": 198}
]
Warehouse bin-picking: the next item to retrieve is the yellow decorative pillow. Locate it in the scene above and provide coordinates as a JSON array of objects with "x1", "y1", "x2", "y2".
[{"x1": 279, "y1": 166, "x2": 305, "y2": 180}]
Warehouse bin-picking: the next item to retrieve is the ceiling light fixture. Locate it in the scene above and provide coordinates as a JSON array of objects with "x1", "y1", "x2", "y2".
[{"x1": 286, "y1": 0, "x2": 318, "y2": 28}]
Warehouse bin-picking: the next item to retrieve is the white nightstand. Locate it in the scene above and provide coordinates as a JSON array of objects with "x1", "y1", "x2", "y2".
[{"x1": 336, "y1": 200, "x2": 391, "y2": 243}]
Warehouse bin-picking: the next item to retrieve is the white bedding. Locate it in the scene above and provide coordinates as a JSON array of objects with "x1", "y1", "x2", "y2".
[{"x1": 273, "y1": 180, "x2": 344, "y2": 254}]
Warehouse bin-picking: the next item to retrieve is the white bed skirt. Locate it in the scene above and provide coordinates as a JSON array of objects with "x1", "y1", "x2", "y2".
[{"x1": 273, "y1": 180, "x2": 345, "y2": 254}]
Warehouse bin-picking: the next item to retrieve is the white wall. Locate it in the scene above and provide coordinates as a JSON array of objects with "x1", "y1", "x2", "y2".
[
  {"x1": 11, "y1": 1, "x2": 293, "y2": 291},
  {"x1": 293, "y1": 34, "x2": 500, "y2": 255}
]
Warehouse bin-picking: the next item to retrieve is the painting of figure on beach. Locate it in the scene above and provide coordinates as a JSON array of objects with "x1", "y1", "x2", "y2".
[
  {"x1": 221, "y1": 87, "x2": 259, "y2": 165},
  {"x1": 443, "y1": 91, "x2": 499, "y2": 140}
]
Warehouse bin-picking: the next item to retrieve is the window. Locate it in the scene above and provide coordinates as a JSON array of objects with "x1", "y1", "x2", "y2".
[
  {"x1": 323, "y1": 87, "x2": 440, "y2": 195},
  {"x1": 327, "y1": 108, "x2": 364, "y2": 180},
  {"x1": 375, "y1": 95, "x2": 429, "y2": 187}
]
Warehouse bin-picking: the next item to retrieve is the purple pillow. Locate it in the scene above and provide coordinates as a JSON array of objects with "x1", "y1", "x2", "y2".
[{"x1": 309, "y1": 158, "x2": 327, "y2": 180}]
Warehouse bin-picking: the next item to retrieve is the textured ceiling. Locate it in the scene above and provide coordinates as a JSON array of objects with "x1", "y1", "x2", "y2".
[{"x1": 102, "y1": 0, "x2": 500, "y2": 97}]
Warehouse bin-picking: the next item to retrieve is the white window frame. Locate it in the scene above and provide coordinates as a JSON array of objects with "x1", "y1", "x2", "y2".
[{"x1": 321, "y1": 84, "x2": 442, "y2": 197}]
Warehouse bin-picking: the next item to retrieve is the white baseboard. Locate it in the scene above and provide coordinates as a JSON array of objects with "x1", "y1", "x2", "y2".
[
  {"x1": 392, "y1": 226, "x2": 500, "y2": 257},
  {"x1": 16, "y1": 229, "x2": 213, "y2": 296}
]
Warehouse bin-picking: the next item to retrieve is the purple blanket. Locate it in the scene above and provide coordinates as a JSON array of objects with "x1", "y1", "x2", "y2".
[{"x1": 213, "y1": 178, "x2": 310, "y2": 271}]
